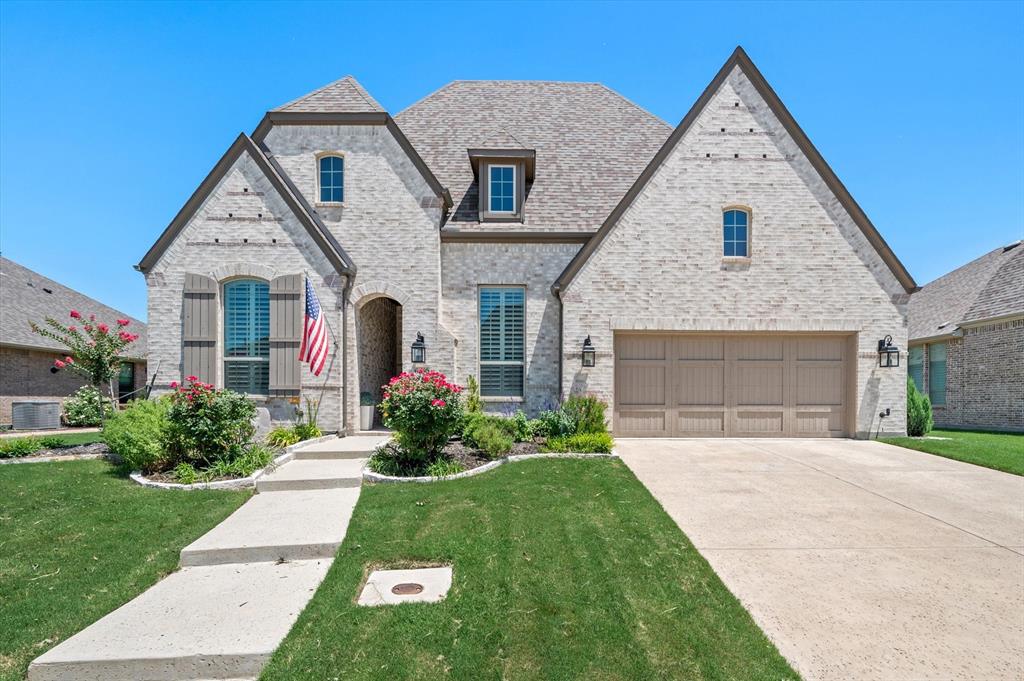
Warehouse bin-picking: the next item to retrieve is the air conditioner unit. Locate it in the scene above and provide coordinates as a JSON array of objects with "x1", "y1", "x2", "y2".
[{"x1": 12, "y1": 401, "x2": 61, "y2": 430}]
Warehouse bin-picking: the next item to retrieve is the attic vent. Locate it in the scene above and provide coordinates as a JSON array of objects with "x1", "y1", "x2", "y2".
[
  {"x1": 762, "y1": 154, "x2": 767, "y2": 159},
  {"x1": 749, "y1": 128, "x2": 754, "y2": 133},
  {"x1": 228, "y1": 213, "x2": 233, "y2": 218},
  {"x1": 720, "y1": 128, "x2": 725, "y2": 132},
  {"x1": 734, "y1": 154, "x2": 739, "y2": 159},
  {"x1": 42, "y1": 287, "x2": 53, "y2": 294},
  {"x1": 258, "y1": 213, "x2": 263, "y2": 218},
  {"x1": 705, "y1": 153, "x2": 711, "y2": 158},
  {"x1": 734, "y1": 102, "x2": 739, "y2": 107},
  {"x1": 1004, "y1": 242, "x2": 1021, "y2": 252},
  {"x1": 243, "y1": 188, "x2": 249, "y2": 193}
]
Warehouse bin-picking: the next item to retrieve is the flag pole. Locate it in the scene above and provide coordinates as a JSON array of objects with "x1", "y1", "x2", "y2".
[{"x1": 303, "y1": 271, "x2": 341, "y2": 421}]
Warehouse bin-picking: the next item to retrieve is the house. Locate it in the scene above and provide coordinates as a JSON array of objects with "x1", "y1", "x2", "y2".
[
  {"x1": 0, "y1": 257, "x2": 148, "y2": 427},
  {"x1": 138, "y1": 47, "x2": 916, "y2": 438},
  {"x1": 907, "y1": 241, "x2": 1023, "y2": 432}
]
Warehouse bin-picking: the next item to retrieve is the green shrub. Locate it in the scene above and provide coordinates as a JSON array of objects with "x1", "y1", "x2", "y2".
[
  {"x1": 424, "y1": 457, "x2": 465, "y2": 477},
  {"x1": 103, "y1": 398, "x2": 169, "y2": 473},
  {"x1": 174, "y1": 462, "x2": 199, "y2": 484},
  {"x1": 38, "y1": 436, "x2": 68, "y2": 450},
  {"x1": 906, "y1": 376, "x2": 934, "y2": 437},
  {"x1": 164, "y1": 378, "x2": 256, "y2": 467},
  {"x1": 201, "y1": 444, "x2": 274, "y2": 480},
  {"x1": 267, "y1": 426, "x2": 300, "y2": 448},
  {"x1": 367, "y1": 445, "x2": 403, "y2": 476},
  {"x1": 292, "y1": 422, "x2": 322, "y2": 441},
  {"x1": 509, "y1": 410, "x2": 533, "y2": 442},
  {"x1": 63, "y1": 385, "x2": 113, "y2": 426},
  {"x1": 563, "y1": 395, "x2": 608, "y2": 434},
  {"x1": 0, "y1": 437, "x2": 42, "y2": 458},
  {"x1": 380, "y1": 370, "x2": 464, "y2": 460},
  {"x1": 472, "y1": 421, "x2": 514, "y2": 459},
  {"x1": 536, "y1": 408, "x2": 576, "y2": 438},
  {"x1": 465, "y1": 375, "x2": 482, "y2": 414},
  {"x1": 544, "y1": 432, "x2": 614, "y2": 454}
]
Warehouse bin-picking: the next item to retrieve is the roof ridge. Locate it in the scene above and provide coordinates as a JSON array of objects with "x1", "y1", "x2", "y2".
[
  {"x1": 395, "y1": 80, "x2": 457, "y2": 118},
  {"x1": 273, "y1": 75, "x2": 383, "y2": 113},
  {"x1": 273, "y1": 75, "x2": 355, "y2": 111},
  {"x1": 595, "y1": 82, "x2": 673, "y2": 129}
]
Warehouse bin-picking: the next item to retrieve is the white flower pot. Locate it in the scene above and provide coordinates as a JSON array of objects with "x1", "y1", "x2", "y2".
[{"x1": 360, "y1": 405, "x2": 375, "y2": 431}]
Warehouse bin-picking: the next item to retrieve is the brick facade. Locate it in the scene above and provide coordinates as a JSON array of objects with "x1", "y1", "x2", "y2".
[
  {"x1": 559, "y1": 68, "x2": 910, "y2": 437},
  {"x1": 913, "y1": 319, "x2": 1024, "y2": 431},
  {"x1": 0, "y1": 345, "x2": 146, "y2": 426}
]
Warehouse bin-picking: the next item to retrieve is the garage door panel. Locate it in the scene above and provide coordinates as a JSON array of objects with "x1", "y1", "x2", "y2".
[
  {"x1": 797, "y1": 365, "x2": 843, "y2": 406},
  {"x1": 675, "y1": 363, "x2": 724, "y2": 405},
  {"x1": 734, "y1": 364, "x2": 784, "y2": 405},
  {"x1": 615, "y1": 333, "x2": 850, "y2": 438}
]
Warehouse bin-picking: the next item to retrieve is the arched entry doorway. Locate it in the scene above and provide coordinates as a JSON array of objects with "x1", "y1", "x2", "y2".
[{"x1": 357, "y1": 296, "x2": 402, "y2": 427}]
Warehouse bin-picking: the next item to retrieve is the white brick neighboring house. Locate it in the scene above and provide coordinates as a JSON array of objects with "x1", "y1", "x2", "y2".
[
  {"x1": 907, "y1": 241, "x2": 1024, "y2": 432},
  {"x1": 139, "y1": 47, "x2": 917, "y2": 437}
]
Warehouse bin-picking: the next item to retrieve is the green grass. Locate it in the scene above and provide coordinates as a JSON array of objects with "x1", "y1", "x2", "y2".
[
  {"x1": 39, "y1": 431, "x2": 106, "y2": 447},
  {"x1": 0, "y1": 460, "x2": 248, "y2": 681},
  {"x1": 880, "y1": 429, "x2": 1024, "y2": 476},
  {"x1": 262, "y1": 458, "x2": 797, "y2": 681}
]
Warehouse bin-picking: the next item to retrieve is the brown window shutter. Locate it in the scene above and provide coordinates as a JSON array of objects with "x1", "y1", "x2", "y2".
[
  {"x1": 182, "y1": 273, "x2": 218, "y2": 384},
  {"x1": 269, "y1": 274, "x2": 303, "y2": 394}
]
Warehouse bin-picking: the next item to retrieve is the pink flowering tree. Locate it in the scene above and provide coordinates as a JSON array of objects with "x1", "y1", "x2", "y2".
[
  {"x1": 30, "y1": 310, "x2": 141, "y2": 420},
  {"x1": 379, "y1": 369, "x2": 464, "y2": 460}
]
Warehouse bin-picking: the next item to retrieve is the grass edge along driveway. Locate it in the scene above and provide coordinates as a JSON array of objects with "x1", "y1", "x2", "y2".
[
  {"x1": 262, "y1": 458, "x2": 798, "y2": 681},
  {"x1": 0, "y1": 460, "x2": 248, "y2": 681},
  {"x1": 880, "y1": 429, "x2": 1024, "y2": 476}
]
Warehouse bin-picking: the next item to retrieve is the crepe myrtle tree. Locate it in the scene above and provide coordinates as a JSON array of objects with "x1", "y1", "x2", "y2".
[{"x1": 30, "y1": 310, "x2": 141, "y2": 421}]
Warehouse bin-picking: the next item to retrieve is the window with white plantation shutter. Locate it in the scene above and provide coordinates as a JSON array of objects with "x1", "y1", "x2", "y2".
[
  {"x1": 479, "y1": 287, "x2": 525, "y2": 397},
  {"x1": 223, "y1": 279, "x2": 270, "y2": 394}
]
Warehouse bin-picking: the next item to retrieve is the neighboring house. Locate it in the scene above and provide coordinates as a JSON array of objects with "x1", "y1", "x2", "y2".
[
  {"x1": 907, "y1": 241, "x2": 1023, "y2": 432},
  {"x1": 0, "y1": 257, "x2": 148, "y2": 427},
  {"x1": 138, "y1": 47, "x2": 916, "y2": 438}
]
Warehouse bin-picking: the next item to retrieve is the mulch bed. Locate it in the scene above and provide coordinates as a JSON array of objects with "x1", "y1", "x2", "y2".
[{"x1": 441, "y1": 438, "x2": 543, "y2": 471}]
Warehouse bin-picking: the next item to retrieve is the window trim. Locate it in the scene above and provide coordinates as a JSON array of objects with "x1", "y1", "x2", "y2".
[
  {"x1": 477, "y1": 284, "x2": 527, "y2": 400},
  {"x1": 478, "y1": 161, "x2": 525, "y2": 222},
  {"x1": 315, "y1": 151, "x2": 345, "y2": 206},
  {"x1": 222, "y1": 277, "x2": 271, "y2": 396},
  {"x1": 722, "y1": 205, "x2": 752, "y2": 260},
  {"x1": 487, "y1": 164, "x2": 517, "y2": 215}
]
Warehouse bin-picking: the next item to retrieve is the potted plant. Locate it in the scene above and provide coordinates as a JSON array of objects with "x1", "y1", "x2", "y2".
[{"x1": 360, "y1": 391, "x2": 376, "y2": 431}]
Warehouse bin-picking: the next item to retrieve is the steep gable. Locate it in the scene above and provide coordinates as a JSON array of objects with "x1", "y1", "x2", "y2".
[
  {"x1": 273, "y1": 75, "x2": 384, "y2": 113},
  {"x1": 555, "y1": 47, "x2": 916, "y2": 295}
]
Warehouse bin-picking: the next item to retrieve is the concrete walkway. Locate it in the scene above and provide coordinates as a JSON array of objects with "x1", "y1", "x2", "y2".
[
  {"x1": 617, "y1": 438, "x2": 1024, "y2": 681},
  {"x1": 29, "y1": 434, "x2": 388, "y2": 681}
]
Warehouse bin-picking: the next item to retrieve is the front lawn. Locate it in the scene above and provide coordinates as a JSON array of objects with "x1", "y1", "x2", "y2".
[
  {"x1": 0, "y1": 460, "x2": 248, "y2": 681},
  {"x1": 880, "y1": 429, "x2": 1024, "y2": 476},
  {"x1": 262, "y1": 458, "x2": 797, "y2": 681}
]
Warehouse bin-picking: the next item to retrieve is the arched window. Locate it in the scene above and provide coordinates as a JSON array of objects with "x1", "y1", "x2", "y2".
[
  {"x1": 318, "y1": 155, "x2": 344, "y2": 203},
  {"x1": 723, "y1": 208, "x2": 749, "y2": 257},
  {"x1": 223, "y1": 279, "x2": 270, "y2": 394}
]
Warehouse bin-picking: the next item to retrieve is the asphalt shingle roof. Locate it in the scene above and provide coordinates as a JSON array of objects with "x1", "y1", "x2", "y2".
[
  {"x1": 0, "y1": 257, "x2": 147, "y2": 357},
  {"x1": 908, "y1": 241, "x2": 1024, "y2": 340},
  {"x1": 394, "y1": 80, "x2": 673, "y2": 231},
  {"x1": 273, "y1": 75, "x2": 384, "y2": 113}
]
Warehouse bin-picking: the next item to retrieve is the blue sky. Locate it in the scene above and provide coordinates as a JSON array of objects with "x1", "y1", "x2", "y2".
[{"x1": 1, "y1": 1, "x2": 1021, "y2": 320}]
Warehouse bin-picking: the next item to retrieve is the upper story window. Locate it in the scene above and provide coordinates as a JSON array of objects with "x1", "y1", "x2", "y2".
[
  {"x1": 223, "y1": 279, "x2": 270, "y2": 394},
  {"x1": 318, "y1": 155, "x2": 344, "y2": 203},
  {"x1": 723, "y1": 208, "x2": 749, "y2": 257},
  {"x1": 489, "y1": 165, "x2": 516, "y2": 213}
]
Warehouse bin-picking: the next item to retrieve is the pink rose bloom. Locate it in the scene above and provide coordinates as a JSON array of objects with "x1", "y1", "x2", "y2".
[
  {"x1": 97, "y1": 323, "x2": 109, "y2": 334},
  {"x1": 68, "y1": 325, "x2": 77, "y2": 332},
  {"x1": 69, "y1": 310, "x2": 81, "y2": 319},
  {"x1": 84, "y1": 324, "x2": 93, "y2": 332},
  {"x1": 117, "y1": 319, "x2": 130, "y2": 327},
  {"x1": 54, "y1": 359, "x2": 65, "y2": 369},
  {"x1": 170, "y1": 381, "x2": 179, "y2": 389},
  {"x1": 64, "y1": 356, "x2": 73, "y2": 363},
  {"x1": 186, "y1": 375, "x2": 198, "y2": 383},
  {"x1": 431, "y1": 399, "x2": 446, "y2": 407}
]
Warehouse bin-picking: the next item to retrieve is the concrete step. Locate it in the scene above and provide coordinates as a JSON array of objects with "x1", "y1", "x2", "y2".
[
  {"x1": 180, "y1": 488, "x2": 361, "y2": 567},
  {"x1": 255, "y1": 458, "x2": 365, "y2": 492},
  {"x1": 292, "y1": 434, "x2": 389, "y2": 460},
  {"x1": 28, "y1": 560, "x2": 330, "y2": 681}
]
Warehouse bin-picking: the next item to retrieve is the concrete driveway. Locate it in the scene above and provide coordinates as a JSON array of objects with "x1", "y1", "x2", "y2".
[{"x1": 617, "y1": 438, "x2": 1024, "y2": 681}]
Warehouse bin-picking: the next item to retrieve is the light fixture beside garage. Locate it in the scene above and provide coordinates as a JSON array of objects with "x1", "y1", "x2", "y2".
[
  {"x1": 411, "y1": 332, "x2": 426, "y2": 365},
  {"x1": 877, "y1": 335, "x2": 900, "y2": 368},
  {"x1": 581, "y1": 335, "x2": 596, "y2": 367}
]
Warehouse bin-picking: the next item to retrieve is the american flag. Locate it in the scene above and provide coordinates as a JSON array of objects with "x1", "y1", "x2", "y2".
[{"x1": 298, "y1": 278, "x2": 329, "y2": 376}]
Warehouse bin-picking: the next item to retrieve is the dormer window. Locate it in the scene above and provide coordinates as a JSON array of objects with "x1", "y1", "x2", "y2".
[
  {"x1": 318, "y1": 154, "x2": 344, "y2": 204},
  {"x1": 489, "y1": 165, "x2": 516, "y2": 213}
]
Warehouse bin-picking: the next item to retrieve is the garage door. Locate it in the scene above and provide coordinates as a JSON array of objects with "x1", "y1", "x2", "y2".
[{"x1": 614, "y1": 333, "x2": 851, "y2": 437}]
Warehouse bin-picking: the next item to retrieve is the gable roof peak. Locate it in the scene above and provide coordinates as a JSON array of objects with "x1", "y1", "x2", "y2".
[{"x1": 273, "y1": 75, "x2": 385, "y2": 113}]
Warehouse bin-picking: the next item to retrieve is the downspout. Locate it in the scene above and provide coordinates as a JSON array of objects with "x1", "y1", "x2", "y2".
[
  {"x1": 553, "y1": 282, "x2": 564, "y2": 403},
  {"x1": 341, "y1": 274, "x2": 353, "y2": 435}
]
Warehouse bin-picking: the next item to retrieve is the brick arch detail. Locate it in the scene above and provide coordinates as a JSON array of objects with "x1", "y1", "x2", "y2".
[
  {"x1": 351, "y1": 280, "x2": 412, "y2": 308},
  {"x1": 209, "y1": 262, "x2": 278, "y2": 283}
]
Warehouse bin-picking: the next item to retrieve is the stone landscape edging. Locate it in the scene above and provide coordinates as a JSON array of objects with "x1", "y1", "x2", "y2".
[
  {"x1": 129, "y1": 434, "x2": 339, "y2": 490},
  {"x1": 363, "y1": 449, "x2": 619, "y2": 484}
]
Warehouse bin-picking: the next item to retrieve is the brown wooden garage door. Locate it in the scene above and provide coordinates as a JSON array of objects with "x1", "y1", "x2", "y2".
[{"x1": 614, "y1": 333, "x2": 852, "y2": 437}]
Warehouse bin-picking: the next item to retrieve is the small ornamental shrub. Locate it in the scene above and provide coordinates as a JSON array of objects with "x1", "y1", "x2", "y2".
[
  {"x1": 380, "y1": 369, "x2": 464, "y2": 460},
  {"x1": 368, "y1": 443, "x2": 465, "y2": 478},
  {"x1": 164, "y1": 377, "x2": 256, "y2": 468},
  {"x1": 563, "y1": 395, "x2": 608, "y2": 434},
  {"x1": 267, "y1": 427, "x2": 301, "y2": 448},
  {"x1": 103, "y1": 398, "x2": 169, "y2": 473},
  {"x1": 906, "y1": 376, "x2": 934, "y2": 437},
  {"x1": 465, "y1": 375, "x2": 482, "y2": 414},
  {"x1": 509, "y1": 410, "x2": 533, "y2": 442},
  {"x1": 63, "y1": 385, "x2": 114, "y2": 426},
  {"x1": 174, "y1": 462, "x2": 199, "y2": 484},
  {"x1": 472, "y1": 421, "x2": 514, "y2": 459},
  {"x1": 360, "y1": 391, "x2": 375, "y2": 407},
  {"x1": 0, "y1": 437, "x2": 42, "y2": 458},
  {"x1": 38, "y1": 436, "x2": 67, "y2": 450},
  {"x1": 293, "y1": 422, "x2": 322, "y2": 441},
  {"x1": 424, "y1": 457, "x2": 465, "y2": 477},
  {"x1": 544, "y1": 432, "x2": 614, "y2": 454},
  {"x1": 536, "y1": 407, "x2": 576, "y2": 438},
  {"x1": 201, "y1": 444, "x2": 274, "y2": 480}
]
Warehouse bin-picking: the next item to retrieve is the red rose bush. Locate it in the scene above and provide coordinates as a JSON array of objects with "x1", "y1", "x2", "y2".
[{"x1": 379, "y1": 369, "x2": 464, "y2": 463}]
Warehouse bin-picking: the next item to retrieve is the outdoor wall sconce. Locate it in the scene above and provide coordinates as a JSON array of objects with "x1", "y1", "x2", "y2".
[
  {"x1": 411, "y1": 332, "x2": 426, "y2": 365},
  {"x1": 581, "y1": 335, "x2": 596, "y2": 368},
  {"x1": 877, "y1": 335, "x2": 900, "y2": 368}
]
